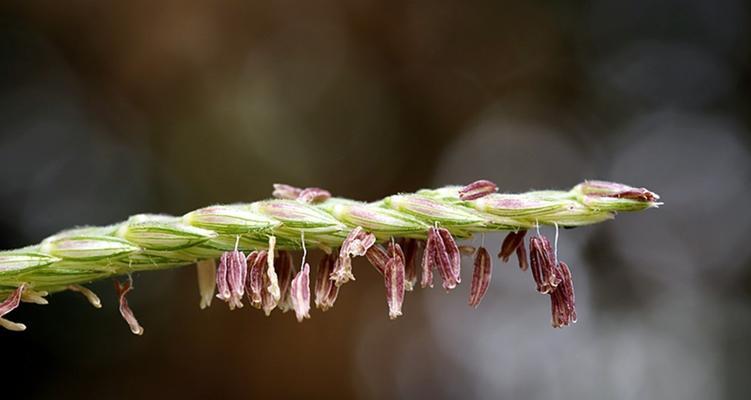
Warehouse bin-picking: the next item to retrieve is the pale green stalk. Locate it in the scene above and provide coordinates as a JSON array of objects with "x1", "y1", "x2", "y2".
[{"x1": 0, "y1": 181, "x2": 660, "y2": 295}]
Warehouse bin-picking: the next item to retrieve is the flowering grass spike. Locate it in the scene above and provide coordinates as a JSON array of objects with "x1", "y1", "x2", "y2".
[{"x1": 0, "y1": 179, "x2": 660, "y2": 334}]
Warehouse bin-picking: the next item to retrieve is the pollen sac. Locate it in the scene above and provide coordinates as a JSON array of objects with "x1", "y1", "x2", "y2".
[
  {"x1": 458, "y1": 179, "x2": 498, "y2": 201},
  {"x1": 298, "y1": 187, "x2": 331, "y2": 204},
  {"x1": 0, "y1": 283, "x2": 27, "y2": 332},
  {"x1": 276, "y1": 251, "x2": 295, "y2": 313},
  {"x1": 529, "y1": 236, "x2": 560, "y2": 294},
  {"x1": 549, "y1": 261, "x2": 577, "y2": 328},
  {"x1": 331, "y1": 227, "x2": 376, "y2": 286},
  {"x1": 388, "y1": 242, "x2": 406, "y2": 270},
  {"x1": 21, "y1": 288, "x2": 48, "y2": 305},
  {"x1": 195, "y1": 259, "x2": 216, "y2": 309},
  {"x1": 515, "y1": 240, "x2": 528, "y2": 271},
  {"x1": 290, "y1": 263, "x2": 311, "y2": 322},
  {"x1": 420, "y1": 233, "x2": 435, "y2": 289},
  {"x1": 216, "y1": 250, "x2": 247, "y2": 310},
  {"x1": 468, "y1": 247, "x2": 492, "y2": 308},
  {"x1": 384, "y1": 242, "x2": 406, "y2": 319},
  {"x1": 272, "y1": 183, "x2": 303, "y2": 200},
  {"x1": 499, "y1": 230, "x2": 529, "y2": 271},
  {"x1": 114, "y1": 279, "x2": 143, "y2": 336},
  {"x1": 498, "y1": 230, "x2": 527, "y2": 262},
  {"x1": 541, "y1": 237, "x2": 561, "y2": 289},
  {"x1": 215, "y1": 252, "x2": 230, "y2": 302},
  {"x1": 68, "y1": 284, "x2": 102, "y2": 309},
  {"x1": 314, "y1": 253, "x2": 339, "y2": 311},
  {"x1": 428, "y1": 227, "x2": 461, "y2": 291},
  {"x1": 246, "y1": 251, "x2": 268, "y2": 309},
  {"x1": 400, "y1": 238, "x2": 420, "y2": 291},
  {"x1": 438, "y1": 228, "x2": 461, "y2": 286},
  {"x1": 421, "y1": 227, "x2": 461, "y2": 290},
  {"x1": 365, "y1": 244, "x2": 388, "y2": 276},
  {"x1": 264, "y1": 236, "x2": 281, "y2": 300},
  {"x1": 243, "y1": 249, "x2": 279, "y2": 315},
  {"x1": 261, "y1": 267, "x2": 279, "y2": 316}
]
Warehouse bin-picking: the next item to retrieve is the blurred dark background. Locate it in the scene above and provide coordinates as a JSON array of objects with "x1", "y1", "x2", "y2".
[{"x1": 1, "y1": 1, "x2": 750, "y2": 399}]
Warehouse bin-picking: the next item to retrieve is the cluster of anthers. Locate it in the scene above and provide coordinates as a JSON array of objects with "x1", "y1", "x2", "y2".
[
  {"x1": 0, "y1": 179, "x2": 660, "y2": 334},
  {"x1": 171, "y1": 181, "x2": 576, "y2": 327}
]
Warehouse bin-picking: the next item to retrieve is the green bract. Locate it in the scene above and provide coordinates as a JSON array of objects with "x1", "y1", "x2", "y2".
[
  {"x1": 118, "y1": 214, "x2": 218, "y2": 251},
  {"x1": 331, "y1": 203, "x2": 429, "y2": 237},
  {"x1": 40, "y1": 234, "x2": 140, "y2": 262},
  {"x1": 183, "y1": 205, "x2": 280, "y2": 234},
  {"x1": 0, "y1": 251, "x2": 61, "y2": 277},
  {"x1": 383, "y1": 194, "x2": 485, "y2": 226}
]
